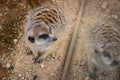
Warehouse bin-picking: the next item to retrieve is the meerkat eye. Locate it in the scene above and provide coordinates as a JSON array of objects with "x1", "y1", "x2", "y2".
[
  {"x1": 28, "y1": 36, "x2": 35, "y2": 43},
  {"x1": 103, "y1": 51, "x2": 111, "y2": 58},
  {"x1": 94, "y1": 49, "x2": 111, "y2": 58},
  {"x1": 95, "y1": 49, "x2": 99, "y2": 53},
  {"x1": 39, "y1": 34, "x2": 49, "y2": 39}
]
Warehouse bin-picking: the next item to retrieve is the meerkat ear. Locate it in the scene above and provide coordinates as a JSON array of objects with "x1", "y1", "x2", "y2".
[
  {"x1": 94, "y1": 49, "x2": 102, "y2": 56},
  {"x1": 28, "y1": 36, "x2": 35, "y2": 43}
]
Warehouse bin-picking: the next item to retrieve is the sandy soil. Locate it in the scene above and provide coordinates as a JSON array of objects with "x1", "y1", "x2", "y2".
[{"x1": 0, "y1": 0, "x2": 120, "y2": 80}]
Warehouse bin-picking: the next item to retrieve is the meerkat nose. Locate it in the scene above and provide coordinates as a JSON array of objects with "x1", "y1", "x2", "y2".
[
  {"x1": 53, "y1": 37, "x2": 57, "y2": 41},
  {"x1": 111, "y1": 60, "x2": 119, "y2": 66}
]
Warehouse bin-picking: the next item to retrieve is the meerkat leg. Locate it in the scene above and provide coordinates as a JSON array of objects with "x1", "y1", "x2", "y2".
[
  {"x1": 38, "y1": 43, "x2": 58, "y2": 63},
  {"x1": 32, "y1": 49, "x2": 54, "y2": 63},
  {"x1": 89, "y1": 68, "x2": 96, "y2": 80},
  {"x1": 40, "y1": 52, "x2": 51, "y2": 62},
  {"x1": 38, "y1": 49, "x2": 55, "y2": 63},
  {"x1": 32, "y1": 50, "x2": 41, "y2": 63},
  {"x1": 32, "y1": 52, "x2": 51, "y2": 63},
  {"x1": 89, "y1": 60, "x2": 97, "y2": 80}
]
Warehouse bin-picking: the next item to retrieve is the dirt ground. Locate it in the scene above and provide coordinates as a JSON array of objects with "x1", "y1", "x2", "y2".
[{"x1": 0, "y1": 0, "x2": 120, "y2": 80}]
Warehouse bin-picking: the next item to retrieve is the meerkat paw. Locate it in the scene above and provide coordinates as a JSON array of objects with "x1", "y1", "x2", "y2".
[
  {"x1": 26, "y1": 49, "x2": 33, "y2": 55},
  {"x1": 39, "y1": 56, "x2": 46, "y2": 63},
  {"x1": 33, "y1": 57, "x2": 41, "y2": 63},
  {"x1": 33, "y1": 56, "x2": 45, "y2": 63},
  {"x1": 89, "y1": 72, "x2": 96, "y2": 80}
]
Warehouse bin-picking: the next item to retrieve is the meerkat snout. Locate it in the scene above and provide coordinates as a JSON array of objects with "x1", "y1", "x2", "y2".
[
  {"x1": 111, "y1": 60, "x2": 119, "y2": 66},
  {"x1": 53, "y1": 37, "x2": 57, "y2": 41},
  {"x1": 26, "y1": 21, "x2": 58, "y2": 46},
  {"x1": 49, "y1": 34, "x2": 57, "y2": 41}
]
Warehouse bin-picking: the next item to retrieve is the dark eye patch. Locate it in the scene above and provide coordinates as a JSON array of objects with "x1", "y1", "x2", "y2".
[
  {"x1": 95, "y1": 49, "x2": 99, "y2": 53},
  {"x1": 39, "y1": 34, "x2": 49, "y2": 39},
  {"x1": 103, "y1": 51, "x2": 111, "y2": 58},
  {"x1": 111, "y1": 60, "x2": 119, "y2": 66},
  {"x1": 28, "y1": 36, "x2": 35, "y2": 43},
  {"x1": 94, "y1": 49, "x2": 111, "y2": 58}
]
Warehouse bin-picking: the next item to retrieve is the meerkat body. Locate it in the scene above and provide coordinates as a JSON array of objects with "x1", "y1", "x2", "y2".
[
  {"x1": 89, "y1": 21, "x2": 120, "y2": 79},
  {"x1": 24, "y1": 0, "x2": 66, "y2": 63}
]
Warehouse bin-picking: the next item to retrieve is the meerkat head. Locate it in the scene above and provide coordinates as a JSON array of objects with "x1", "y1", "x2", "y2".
[
  {"x1": 95, "y1": 42, "x2": 120, "y2": 66},
  {"x1": 27, "y1": 22, "x2": 57, "y2": 46}
]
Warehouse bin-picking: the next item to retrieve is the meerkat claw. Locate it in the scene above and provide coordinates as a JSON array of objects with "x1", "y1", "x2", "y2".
[
  {"x1": 89, "y1": 72, "x2": 96, "y2": 80},
  {"x1": 34, "y1": 57, "x2": 41, "y2": 63}
]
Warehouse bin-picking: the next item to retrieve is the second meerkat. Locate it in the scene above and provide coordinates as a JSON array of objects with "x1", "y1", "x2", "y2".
[{"x1": 89, "y1": 21, "x2": 120, "y2": 80}]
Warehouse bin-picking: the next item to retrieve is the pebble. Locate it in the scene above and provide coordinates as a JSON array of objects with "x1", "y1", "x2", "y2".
[
  {"x1": 0, "y1": 25, "x2": 2, "y2": 29},
  {"x1": 13, "y1": 39, "x2": 18, "y2": 44},
  {"x1": 85, "y1": 77, "x2": 90, "y2": 80},
  {"x1": 17, "y1": 58, "x2": 21, "y2": 61},
  {"x1": 21, "y1": 77, "x2": 25, "y2": 80},
  {"x1": 18, "y1": 74, "x2": 22, "y2": 77},
  {"x1": 111, "y1": 14, "x2": 118, "y2": 19},
  {"x1": 80, "y1": 29, "x2": 84, "y2": 32},
  {"x1": 50, "y1": 72, "x2": 54, "y2": 76},
  {"x1": 74, "y1": 60, "x2": 78, "y2": 65},
  {"x1": 40, "y1": 64, "x2": 45, "y2": 69},
  {"x1": 57, "y1": 56, "x2": 62, "y2": 61},
  {"x1": 19, "y1": 33, "x2": 22, "y2": 37},
  {"x1": 51, "y1": 53, "x2": 56, "y2": 59},
  {"x1": 6, "y1": 63, "x2": 14, "y2": 70},
  {"x1": 6, "y1": 63, "x2": 11, "y2": 68},
  {"x1": 101, "y1": 1, "x2": 108, "y2": 9},
  {"x1": 0, "y1": 13, "x2": 2, "y2": 16}
]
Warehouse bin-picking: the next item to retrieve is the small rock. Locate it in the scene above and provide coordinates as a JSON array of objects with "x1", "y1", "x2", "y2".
[
  {"x1": 57, "y1": 56, "x2": 62, "y2": 61},
  {"x1": 101, "y1": 1, "x2": 108, "y2": 9},
  {"x1": 2, "y1": 77, "x2": 7, "y2": 80},
  {"x1": 51, "y1": 60, "x2": 56, "y2": 64},
  {"x1": 13, "y1": 39, "x2": 18, "y2": 44},
  {"x1": 6, "y1": 63, "x2": 14, "y2": 70},
  {"x1": 17, "y1": 58, "x2": 21, "y2": 61},
  {"x1": 18, "y1": 74, "x2": 22, "y2": 77},
  {"x1": 6, "y1": 63, "x2": 11, "y2": 68},
  {"x1": 80, "y1": 28, "x2": 84, "y2": 32},
  {"x1": 111, "y1": 15, "x2": 118, "y2": 19},
  {"x1": 40, "y1": 64, "x2": 44, "y2": 69},
  {"x1": 19, "y1": 33, "x2": 23, "y2": 37},
  {"x1": 50, "y1": 72, "x2": 54, "y2": 76},
  {"x1": 74, "y1": 60, "x2": 78, "y2": 65},
  {"x1": 52, "y1": 0, "x2": 55, "y2": 2},
  {"x1": 85, "y1": 77, "x2": 90, "y2": 80},
  {"x1": 51, "y1": 53, "x2": 56, "y2": 59},
  {"x1": 21, "y1": 77, "x2": 25, "y2": 80},
  {"x1": 0, "y1": 13, "x2": 2, "y2": 16}
]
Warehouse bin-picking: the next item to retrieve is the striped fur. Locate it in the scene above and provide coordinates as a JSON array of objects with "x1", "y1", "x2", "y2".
[
  {"x1": 90, "y1": 20, "x2": 120, "y2": 70},
  {"x1": 26, "y1": 3, "x2": 65, "y2": 34},
  {"x1": 24, "y1": 2, "x2": 66, "y2": 63}
]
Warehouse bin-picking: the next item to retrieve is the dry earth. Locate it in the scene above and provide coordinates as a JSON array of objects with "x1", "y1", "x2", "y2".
[{"x1": 0, "y1": 0, "x2": 120, "y2": 80}]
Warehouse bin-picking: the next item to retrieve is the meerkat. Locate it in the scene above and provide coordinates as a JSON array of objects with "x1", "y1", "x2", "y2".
[
  {"x1": 89, "y1": 20, "x2": 120, "y2": 80},
  {"x1": 24, "y1": 0, "x2": 66, "y2": 63}
]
